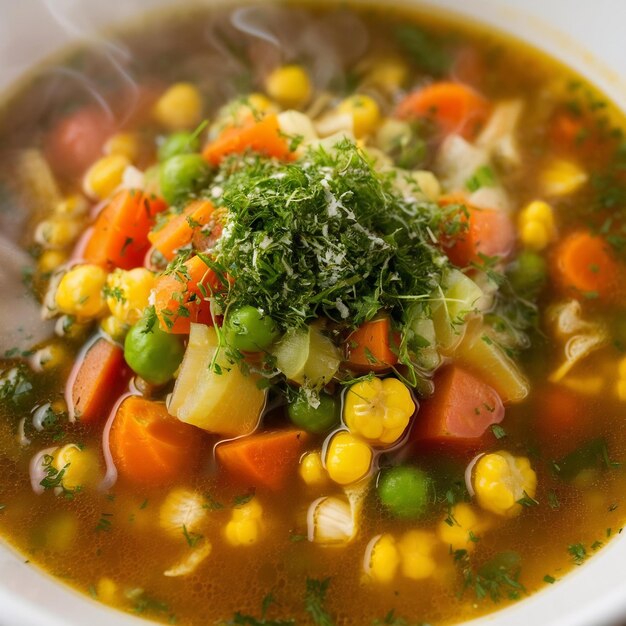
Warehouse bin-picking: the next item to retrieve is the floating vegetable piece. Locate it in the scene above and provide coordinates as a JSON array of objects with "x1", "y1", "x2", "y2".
[
  {"x1": 273, "y1": 324, "x2": 341, "y2": 387},
  {"x1": 325, "y1": 431, "x2": 373, "y2": 486},
  {"x1": 265, "y1": 65, "x2": 312, "y2": 108},
  {"x1": 364, "y1": 533, "x2": 400, "y2": 583},
  {"x1": 518, "y1": 200, "x2": 556, "y2": 251},
  {"x1": 541, "y1": 158, "x2": 588, "y2": 196},
  {"x1": 338, "y1": 94, "x2": 381, "y2": 138},
  {"x1": 224, "y1": 498, "x2": 263, "y2": 546},
  {"x1": 307, "y1": 496, "x2": 355, "y2": 545},
  {"x1": 153, "y1": 83, "x2": 203, "y2": 131},
  {"x1": 345, "y1": 317, "x2": 398, "y2": 372},
  {"x1": 343, "y1": 377, "x2": 415, "y2": 446},
  {"x1": 160, "y1": 154, "x2": 211, "y2": 205},
  {"x1": 83, "y1": 154, "x2": 131, "y2": 200},
  {"x1": 550, "y1": 332, "x2": 608, "y2": 383},
  {"x1": 476, "y1": 99, "x2": 523, "y2": 165},
  {"x1": 105, "y1": 268, "x2": 155, "y2": 326},
  {"x1": 53, "y1": 444, "x2": 100, "y2": 490},
  {"x1": 164, "y1": 539, "x2": 212, "y2": 577},
  {"x1": 299, "y1": 451, "x2": 329, "y2": 486},
  {"x1": 169, "y1": 324, "x2": 266, "y2": 436},
  {"x1": 55, "y1": 264, "x2": 108, "y2": 320},
  {"x1": 288, "y1": 392, "x2": 339, "y2": 435},
  {"x1": 377, "y1": 465, "x2": 430, "y2": 519},
  {"x1": 223, "y1": 305, "x2": 279, "y2": 352},
  {"x1": 159, "y1": 488, "x2": 208, "y2": 538},
  {"x1": 437, "y1": 502, "x2": 490, "y2": 552},
  {"x1": 472, "y1": 451, "x2": 537, "y2": 518},
  {"x1": 397, "y1": 530, "x2": 439, "y2": 580}
]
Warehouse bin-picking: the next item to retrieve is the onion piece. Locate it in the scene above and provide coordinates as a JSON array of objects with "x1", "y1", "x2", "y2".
[
  {"x1": 31, "y1": 403, "x2": 52, "y2": 432},
  {"x1": 99, "y1": 394, "x2": 129, "y2": 492},
  {"x1": 164, "y1": 539, "x2": 212, "y2": 577},
  {"x1": 464, "y1": 453, "x2": 485, "y2": 498},
  {"x1": 29, "y1": 446, "x2": 59, "y2": 495},
  {"x1": 17, "y1": 418, "x2": 30, "y2": 447}
]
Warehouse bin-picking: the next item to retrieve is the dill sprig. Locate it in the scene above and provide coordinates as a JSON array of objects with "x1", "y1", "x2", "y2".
[{"x1": 210, "y1": 140, "x2": 449, "y2": 333}]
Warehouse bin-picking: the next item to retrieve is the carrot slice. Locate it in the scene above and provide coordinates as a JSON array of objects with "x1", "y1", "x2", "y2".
[
  {"x1": 216, "y1": 429, "x2": 308, "y2": 491},
  {"x1": 411, "y1": 365, "x2": 504, "y2": 448},
  {"x1": 148, "y1": 200, "x2": 216, "y2": 262},
  {"x1": 202, "y1": 114, "x2": 291, "y2": 166},
  {"x1": 109, "y1": 396, "x2": 204, "y2": 486},
  {"x1": 153, "y1": 254, "x2": 222, "y2": 333},
  {"x1": 439, "y1": 198, "x2": 514, "y2": 267},
  {"x1": 83, "y1": 190, "x2": 167, "y2": 270},
  {"x1": 552, "y1": 230, "x2": 620, "y2": 300},
  {"x1": 65, "y1": 336, "x2": 130, "y2": 424},
  {"x1": 346, "y1": 316, "x2": 399, "y2": 372},
  {"x1": 395, "y1": 81, "x2": 491, "y2": 139}
]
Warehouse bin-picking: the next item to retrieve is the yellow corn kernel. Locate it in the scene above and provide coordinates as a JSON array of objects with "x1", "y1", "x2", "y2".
[
  {"x1": 367, "y1": 533, "x2": 400, "y2": 583},
  {"x1": 367, "y1": 56, "x2": 408, "y2": 92},
  {"x1": 520, "y1": 220, "x2": 550, "y2": 251},
  {"x1": 55, "y1": 265, "x2": 108, "y2": 320},
  {"x1": 30, "y1": 343, "x2": 69, "y2": 372},
  {"x1": 53, "y1": 444, "x2": 100, "y2": 490},
  {"x1": 83, "y1": 154, "x2": 130, "y2": 200},
  {"x1": 617, "y1": 379, "x2": 626, "y2": 402},
  {"x1": 325, "y1": 431, "x2": 373, "y2": 485},
  {"x1": 55, "y1": 315, "x2": 91, "y2": 341},
  {"x1": 265, "y1": 65, "x2": 312, "y2": 109},
  {"x1": 518, "y1": 200, "x2": 556, "y2": 251},
  {"x1": 299, "y1": 451, "x2": 328, "y2": 486},
  {"x1": 541, "y1": 159, "x2": 588, "y2": 196},
  {"x1": 560, "y1": 375, "x2": 604, "y2": 395},
  {"x1": 100, "y1": 315, "x2": 129, "y2": 342},
  {"x1": 34, "y1": 217, "x2": 81, "y2": 250},
  {"x1": 153, "y1": 83, "x2": 203, "y2": 130},
  {"x1": 618, "y1": 356, "x2": 626, "y2": 380},
  {"x1": 473, "y1": 451, "x2": 537, "y2": 518},
  {"x1": 344, "y1": 377, "x2": 415, "y2": 446},
  {"x1": 437, "y1": 503, "x2": 488, "y2": 553},
  {"x1": 96, "y1": 577, "x2": 119, "y2": 604},
  {"x1": 225, "y1": 499, "x2": 263, "y2": 546},
  {"x1": 44, "y1": 513, "x2": 78, "y2": 552},
  {"x1": 397, "y1": 530, "x2": 438, "y2": 580},
  {"x1": 54, "y1": 195, "x2": 88, "y2": 218},
  {"x1": 105, "y1": 267, "x2": 155, "y2": 325},
  {"x1": 38, "y1": 250, "x2": 68, "y2": 275},
  {"x1": 104, "y1": 132, "x2": 140, "y2": 162},
  {"x1": 338, "y1": 94, "x2": 381, "y2": 138}
]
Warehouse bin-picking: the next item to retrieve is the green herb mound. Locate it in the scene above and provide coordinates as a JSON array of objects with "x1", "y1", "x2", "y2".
[{"x1": 212, "y1": 139, "x2": 450, "y2": 331}]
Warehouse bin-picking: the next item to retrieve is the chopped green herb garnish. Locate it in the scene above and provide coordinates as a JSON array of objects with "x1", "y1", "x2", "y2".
[
  {"x1": 567, "y1": 543, "x2": 587, "y2": 565},
  {"x1": 305, "y1": 578, "x2": 335, "y2": 626},
  {"x1": 543, "y1": 575, "x2": 556, "y2": 584}
]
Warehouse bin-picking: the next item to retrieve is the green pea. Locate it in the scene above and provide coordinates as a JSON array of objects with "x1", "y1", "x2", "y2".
[
  {"x1": 377, "y1": 465, "x2": 431, "y2": 519},
  {"x1": 160, "y1": 154, "x2": 211, "y2": 205},
  {"x1": 508, "y1": 250, "x2": 547, "y2": 298},
  {"x1": 124, "y1": 316, "x2": 185, "y2": 385},
  {"x1": 224, "y1": 305, "x2": 279, "y2": 352},
  {"x1": 287, "y1": 392, "x2": 340, "y2": 434},
  {"x1": 158, "y1": 132, "x2": 201, "y2": 162}
]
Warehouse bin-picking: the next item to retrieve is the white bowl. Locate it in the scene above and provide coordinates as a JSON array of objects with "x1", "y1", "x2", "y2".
[{"x1": 1, "y1": 1, "x2": 625, "y2": 625}]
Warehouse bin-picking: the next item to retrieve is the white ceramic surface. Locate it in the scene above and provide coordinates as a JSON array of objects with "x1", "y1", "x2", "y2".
[{"x1": 1, "y1": 1, "x2": 625, "y2": 625}]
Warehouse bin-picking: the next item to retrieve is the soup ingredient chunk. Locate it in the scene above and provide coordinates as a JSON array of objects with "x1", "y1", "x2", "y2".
[
  {"x1": 377, "y1": 465, "x2": 431, "y2": 519},
  {"x1": 397, "y1": 530, "x2": 439, "y2": 580},
  {"x1": 472, "y1": 451, "x2": 537, "y2": 518},
  {"x1": 105, "y1": 268, "x2": 155, "y2": 326},
  {"x1": 152, "y1": 83, "x2": 203, "y2": 131},
  {"x1": 437, "y1": 502, "x2": 491, "y2": 552},
  {"x1": 223, "y1": 305, "x2": 280, "y2": 352},
  {"x1": 159, "y1": 488, "x2": 208, "y2": 538},
  {"x1": 55, "y1": 264, "x2": 108, "y2": 320},
  {"x1": 345, "y1": 316, "x2": 399, "y2": 372},
  {"x1": 124, "y1": 315, "x2": 185, "y2": 385},
  {"x1": 110, "y1": 396, "x2": 204, "y2": 485},
  {"x1": 343, "y1": 377, "x2": 415, "y2": 446},
  {"x1": 224, "y1": 498, "x2": 264, "y2": 546},
  {"x1": 160, "y1": 154, "x2": 212, "y2": 205},
  {"x1": 288, "y1": 391, "x2": 339, "y2": 434},
  {"x1": 325, "y1": 431, "x2": 373, "y2": 485},
  {"x1": 265, "y1": 65, "x2": 312, "y2": 109},
  {"x1": 365, "y1": 533, "x2": 400, "y2": 583}
]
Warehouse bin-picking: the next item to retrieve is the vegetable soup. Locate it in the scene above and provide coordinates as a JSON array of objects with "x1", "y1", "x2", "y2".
[{"x1": 1, "y1": 2, "x2": 626, "y2": 625}]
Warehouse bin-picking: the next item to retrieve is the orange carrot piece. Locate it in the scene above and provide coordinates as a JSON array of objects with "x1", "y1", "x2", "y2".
[
  {"x1": 82, "y1": 190, "x2": 167, "y2": 270},
  {"x1": 552, "y1": 230, "x2": 620, "y2": 300},
  {"x1": 202, "y1": 114, "x2": 291, "y2": 166},
  {"x1": 148, "y1": 200, "x2": 215, "y2": 262},
  {"x1": 215, "y1": 429, "x2": 309, "y2": 491},
  {"x1": 411, "y1": 366, "x2": 504, "y2": 447},
  {"x1": 346, "y1": 316, "x2": 398, "y2": 372},
  {"x1": 65, "y1": 337, "x2": 129, "y2": 424},
  {"x1": 439, "y1": 199, "x2": 515, "y2": 267},
  {"x1": 550, "y1": 112, "x2": 585, "y2": 149},
  {"x1": 109, "y1": 396, "x2": 204, "y2": 486},
  {"x1": 154, "y1": 254, "x2": 222, "y2": 333},
  {"x1": 395, "y1": 81, "x2": 490, "y2": 139}
]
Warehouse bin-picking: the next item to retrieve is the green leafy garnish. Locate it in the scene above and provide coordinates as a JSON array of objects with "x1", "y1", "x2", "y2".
[{"x1": 305, "y1": 578, "x2": 335, "y2": 626}]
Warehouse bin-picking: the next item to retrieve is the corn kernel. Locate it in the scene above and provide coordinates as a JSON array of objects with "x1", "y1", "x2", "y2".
[
  {"x1": 344, "y1": 377, "x2": 415, "y2": 446},
  {"x1": 224, "y1": 499, "x2": 263, "y2": 546},
  {"x1": 299, "y1": 451, "x2": 328, "y2": 486},
  {"x1": 397, "y1": 530, "x2": 438, "y2": 580},
  {"x1": 44, "y1": 513, "x2": 78, "y2": 552},
  {"x1": 518, "y1": 200, "x2": 556, "y2": 251},
  {"x1": 473, "y1": 451, "x2": 537, "y2": 518},
  {"x1": 104, "y1": 132, "x2": 140, "y2": 162},
  {"x1": 325, "y1": 431, "x2": 373, "y2": 485},
  {"x1": 367, "y1": 56, "x2": 409, "y2": 92},
  {"x1": 38, "y1": 250, "x2": 68, "y2": 275},
  {"x1": 96, "y1": 577, "x2": 119, "y2": 604},
  {"x1": 366, "y1": 533, "x2": 400, "y2": 583},
  {"x1": 30, "y1": 343, "x2": 69, "y2": 372},
  {"x1": 520, "y1": 220, "x2": 550, "y2": 251},
  {"x1": 542, "y1": 159, "x2": 588, "y2": 196},
  {"x1": 54, "y1": 195, "x2": 88, "y2": 218},
  {"x1": 55, "y1": 264, "x2": 108, "y2": 320},
  {"x1": 338, "y1": 94, "x2": 381, "y2": 138},
  {"x1": 53, "y1": 444, "x2": 100, "y2": 490},
  {"x1": 105, "y1": 267, "x2": 155, "y2": 325},
  {"x1": 437, "y1": 503, "x2": 488, "y2": 553},
  {"x1": 54, "y1": 315, "x2": 91, "y2": 341},
  {"x1": 153, "y1": 83, "x2": 203, "y2": 130},
  {"x1": 83, "y1": 154, "x2": 131, "y2": 200},
  {"x1": 265, "y1": 65, "x2": 312, "y2": 109},
  {"x1": 34, "y1": 217, "x2": 81, "y2": 250},
  {"x1": 618, "y1": 356, "x2": 626, "y2": 380},
  {"x1": 617, "y1": 379, "x2": 626, "y2": 402},
  {"x1": 100, "y1": 315, "x2": 129, "y2": 342}
]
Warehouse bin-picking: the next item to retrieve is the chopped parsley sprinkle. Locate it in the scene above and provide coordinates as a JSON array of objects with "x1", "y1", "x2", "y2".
[
  {"x1": 567, "y1": 543, "x2": 587, "y2": 565},
  {"x1": 543, "y1": 575, "x2": 556, "y2": 584}
]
